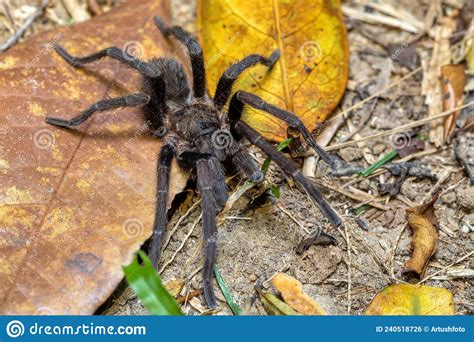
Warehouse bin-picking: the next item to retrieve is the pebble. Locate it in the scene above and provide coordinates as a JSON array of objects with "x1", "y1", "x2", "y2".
[
  {"x1": 248, "y1": 274, "x2": 257, "y2": 282},
  {"x1": 441, "y1": 192, "x2": 456, "y2": 205},
  {"x1": 456, "y1": 186, "x2": 474, "y2": 211},
  {"x1": 461, "y1": 225, "x2": 470, "y2": 234}
]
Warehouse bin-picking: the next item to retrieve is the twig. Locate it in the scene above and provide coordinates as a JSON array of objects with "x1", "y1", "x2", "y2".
[
  {"x1": 439, "y1": 177, "x2": 466, "y2": 197},
  {"x1": 0, "y1": 0, "x2": 49, "y2": 52},
  {"x1": 420, "y1": 167, "x2": 452, "y2": 204},
  {"x1": 160, "y1": 213, "x2": 202, "y2": 273},
  {"x1": 325, "y1": 102, "x2": 474, "y2": 151},
  {"x1": 341, "y1": 148, "x2": 440, "y2": 189},
  {"x1": 314, "y1": 180, "x2": 390, "y2": 211},
  {"x1": 87, "y1": 0, "x2": 102, "y2": 16},
  {"x1": 340, "y1": 98, "x2": 378, "y2": 143},
  {"x1": 389, "y1": 223, "x2": 408, "y2": 279},
  {"x1": 330, "y1": 67, "x2": 423, "y2": 124},
  {"x1": 342, "y1": 5, "x2": 421, "y2": 33},
  {"x1": 163, "y1": 199, "x2": 201, "y2": 251},
  {"x1": 418, "y1": 251, "x2": 474, "y2": 284},
  {"x1": 344, "y1": 223, "x2": 353, "y2": 314},
  {"x1": 277, "y1": 204, "x2": 311, "y2": 235}
]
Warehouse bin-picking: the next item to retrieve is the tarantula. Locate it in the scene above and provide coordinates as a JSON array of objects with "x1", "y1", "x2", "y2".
[{"x1": 45, "y1": 16, "x2": 342, "y2": 308}]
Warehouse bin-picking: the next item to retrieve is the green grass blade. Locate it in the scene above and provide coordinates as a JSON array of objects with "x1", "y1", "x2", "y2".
[
  {"x1": 213, "y1": 265, "x2": 242, "y2": 315},
  {"x1": 123, "y1": 251, "x2": 182, "y2": 315},
  {"x1": 358, "y1": 149, "x2": 398, "y2": 177},
  {"x1": 261, "y1": 138, "x2": 292, "y2": 175}
]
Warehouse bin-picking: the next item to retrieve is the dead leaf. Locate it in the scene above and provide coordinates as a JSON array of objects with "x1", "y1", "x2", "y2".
[
  {"x1": 421, "y1": 17, "x2": 456, "y2": 147},
  {"x1": 403, "y1": 194, "x2": 439, "y2": 279},
  {"x1": 0, "y1": 0, "x2": 189, "y2": 314},
  {"x1": 441, "y1": 64, "x2": 466, "y2": 141},
  {"x1": 197, "y1": 0, "x2": 349, "y2": 142},
  {"x1": 272, "y1": 273, "x2": 326, "y2": 315},
  {"x1": 365, "y1": 284, "x2": 455, "y2": 315},
  {"x1": 164, "y1": 279, "x2": 185, "y2": 297}
]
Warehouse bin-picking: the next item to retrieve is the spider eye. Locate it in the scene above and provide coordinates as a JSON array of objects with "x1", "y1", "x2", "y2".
[{"x1": 199, "y1": 122, "x2": 210, "y2": 130}]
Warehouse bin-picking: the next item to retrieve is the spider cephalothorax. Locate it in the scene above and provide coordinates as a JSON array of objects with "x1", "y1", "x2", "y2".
[{"x1": 45, "y1": 16, "x2": 342, "y2": 308}]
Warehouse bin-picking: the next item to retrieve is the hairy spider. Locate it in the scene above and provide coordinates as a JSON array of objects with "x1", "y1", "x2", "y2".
[{"x1": 45, "y1": 16, "x2": 342, "y2": 308}]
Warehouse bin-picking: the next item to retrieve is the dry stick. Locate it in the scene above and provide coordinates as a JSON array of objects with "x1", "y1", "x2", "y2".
[
  {"x1": 352, "y1": 229, "x2": 391, "y2": 275},
  {"x1": 418, "y1": 251, "x2": 474, "y2": 284},
  {"x1": 302, "y1": 67, "x2": 424, "y2": 159},
  {"x1": 330, "y1": 67, "x2": 423, "y2": 123},
  {"x1": 344, "y1": 223, "x2": 353, "y2": 314},
  {"x1": 420, "y1": 168, "x2": 452, "y2": 204},
  {"x1": 325, "y1": 102, "x2": 474, "y2": 152},
  {"x1": 162, "y1": 200, "x2": 201, "y2": 251},
  {"x1": 314, "y1": 180, "x2": 390, "y2": 211},
  {"x1": 438, "y1": 177, "x2": 466, "y2": 197},
  {"x1": 389, "y1": 223, "x2": 408, "y2": 279},
  {"x1": 341, "y1": 148, "x2": 440, "y2": 189},
  {"x1": 160, "y1": 213, "x2": 202, "y2": 273},
  {"x1": 277, "y1": 204, "x2": 311, "y2": 235},
  {"x1": 340, "y1": 98, "x2": 378, "y2": 143},
  {"x1": 0, "y1": 0, "x2": 49, "y2": 52},
  {"x1": 316, "y1": 38, "x2": 468, "y2": 154}
]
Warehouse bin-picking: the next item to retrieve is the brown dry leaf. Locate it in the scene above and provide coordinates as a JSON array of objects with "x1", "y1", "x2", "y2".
[
  {"x1": 197, "y1": 0, "x2": 349, "y2": 142},
  {"x1": 164, "y1": 279, "x2": 185, "y2": 297},
  {"x1": 441, "y1": 64, "x2": 466, "y2": 141},
  {"x1": 272, "y1": 273, "x2": 326, "y2": 315},
  {"x1": 365, "y1": 284, "x2": 455, "y2": 315},
  {"x1": 403, "y1": 195, "x2": 439, "y2": 279},
  {"x1": 421, "y1": 17, "x2": 456, "y2": 147},
  {"x1": 0, "y1": 0, "x2": 189, "y2": 314}
]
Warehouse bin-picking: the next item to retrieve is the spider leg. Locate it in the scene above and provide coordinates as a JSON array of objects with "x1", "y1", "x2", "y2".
[
  {"x1": 228, "y1": 91, "x2": 337, "y2": 168},
  {"x1": 234, "y1": 120, "x2": 342, "y2": 228},
  {"x1": 54, "y1": 44, "x2": 156, "y2": 76},
  {"x1": 232, "y1": 148, "x2": 264, "y2": 182},
  {"x1": 196, "y1": 159, "x2": 219, "y2": 308},
  {"x1": 208, "y1": 157, "x2": 228, "y2": 207},
  {"x1": 149, "y1": 144, "x2": 174, "y2": 268},
  {"x1": 154, "y1": 16, "x2": 206, "y2": 98},
  {"x1": 213, "y1": 50, "x2": 280, "y2": 110},
  {"x1": 45, "y1": 93, "x2": 150, "y2": 128}
]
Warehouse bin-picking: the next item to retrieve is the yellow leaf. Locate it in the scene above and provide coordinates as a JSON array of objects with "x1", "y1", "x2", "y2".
[
  {"x1": 365, "y1": 284, "x2": 455, "y2": 315},
  {"x1": 164, "y1": 279, "x2": 185, "y2": 297},
  {"x1": 197, "y1": 0, "x2": 349, "y2": 142},
  {"x1": 272, "y1": 273, "x2": 327, "y2": 315}
]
